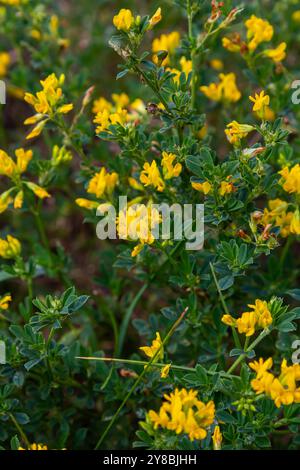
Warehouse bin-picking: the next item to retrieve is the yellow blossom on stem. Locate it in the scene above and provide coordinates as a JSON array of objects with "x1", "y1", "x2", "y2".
[
  {"x1": 212, "y1": 425, "x2": 222, "y2": 450},
  {"x1": 87, "y1": 167, "x2": 119, "y2": 199},
  {"x1": 160, "y1": 363, "x2": 171, "y2": 378},
  {"x1": 245, "y1": 15, "x2": 274, "y2": 52},
  {"x1": 0, "y1": 51, "x2": 10, "y2": 77},
  {"x1": 225, "y1": 121, "x2": 255, "y2": 145},
  {"x1": 0, "y1": 234, "x2": 21, "y2": 259},
  {"x1": 222, "y1": 299, "x2": 272, "y2": 337},
  {"x1": 219, "y1": 180, "x2": 235, "y2": 196},
  {"x1": 264, "y1": 42, "x2": 287, "y2": 63},
  {"x1": 140, "y1": 332, "x2": 164, "y2": 361},
  {"x1": 152, "y1": 31, "x2": 180, "y2": 65},
  {"x1": 113, "y1": 9, "x2": 134, "y2": 32},
  {"x1": 148, "y1": 388, "x2": 215, "y2": 442},
  {"x1": 249, "y1": 90, "x2": 270, "y2": 119},
  {"x1": 161, "y1": 152, "x2": 182, "y2": 179},
  {"x1": 140, "y1": 160, "x2": 165, "y2": 192},
  {"x1": 149, "y1": 7, "x2": 162, "y2": 29},
  {"x1": 0, "y1": 293, "x2": 11, "y2": 310},
  {"x1": 200, "y1": 73, "x2": 241, "y2": 103},
  {"x1": 191, "y1": 181, "x2": 212, "y2": 194},
  {"x1": 279, "y1": 164, "x2": 300, "y2": 195},
  {"x1": 290, "y1": 209, "x2": 300, "y2": 235},
  {"x1": 18, "y1": 443, "x2": 48, "y2": 451}
]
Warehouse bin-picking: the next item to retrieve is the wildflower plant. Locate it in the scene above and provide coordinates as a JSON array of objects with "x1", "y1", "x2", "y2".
[{"x1": 0, "y1": 0, "x2": 300, "y2": 452}]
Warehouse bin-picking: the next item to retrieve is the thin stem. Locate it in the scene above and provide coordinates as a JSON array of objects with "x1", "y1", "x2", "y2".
[
  {"x1": 117, "y1": 283, "x2": 148, "y2": 356},
  {"x1": 77, "y1": 356, "x2": 236, "y2": 378},
  {"x1": 209, "y1": 262, "x2": 242, "y2": 350},
  {"x1": 32, "y1": 207, "x2": 50, "y2": 251},
  {"x1": 227, "y1": 328, "x2": 271, "y2": 374},
  {"x1": 94, "y1": 307, "x2": 188, "y2": 449},
  {"x1": 9, "y1": 413, "x2": 30, "y2": 448},
  {"x1": 187, "y1": 0, "x2": 197, "y2": 110}
]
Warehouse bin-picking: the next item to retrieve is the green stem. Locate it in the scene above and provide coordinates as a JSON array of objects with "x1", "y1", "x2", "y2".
[
  {"x1": 32, "y1": 208, "x2": 50, "y2": 251},
  {"x1": 94, "y1": 307, "x2": 188, "y2": 449},
  {"x1": 9, "y1": 413, "x2": 30, "y2": 448},
  {"x1": 227, "y1": 328, "x2": 271, "y2": 374},
  {"x1": 209, "y1": 262, "x2": 242, "y2": 350},
  {"x1": 187, "y1": 0, "x2": 197, "y2": 110},
  {"x1": 77, "y1": 356, "x2": 236, "y2": 378},
  {"x1": 117, "y1": 283, "x2": 148, "y2": 356}
]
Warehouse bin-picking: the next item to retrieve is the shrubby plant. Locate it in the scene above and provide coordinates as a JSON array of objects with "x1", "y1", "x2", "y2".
[{"x1": 0, "y1": 0, "x2": 300, "y2": 450}]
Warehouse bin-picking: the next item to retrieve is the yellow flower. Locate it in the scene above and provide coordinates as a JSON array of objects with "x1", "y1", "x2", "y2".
[
  {"x1": 222, "y1": 36, "x2": 241, "y2": 53},
  {"x1": 249, "y1": 90, "x2": 270, "y2": 119},
  {"x1": 219, "y1": 180, "x2": 235, "y2": 196},
  {"x1": 191, "y1": 181, "x2": 212, "y2": 194},
  {"x1": 140, "y1": 332, "x2": 164, "y2": 361},
  {"x1": 113, "y1": 9, "x2": 134, "y2": 32},
  {"x1": 161, "y1": 152, "x2": 182, "y2": 179},
  {"x1": 279, "y1": 164, "x2": 300, "y2": 195},
  {"x1": 0, "y1": 293, "x2": 11, "y2": 310},
  {"x1": 149, "y1": 7, "x2": 162, "y2": 29},
  {"x1": 94, "y1": 108, "x2": 127, "y2": 133},
  {"x1": 161, "y1": 363, "x2": 171, "y2": 378},
  {"x1": 24, "y1": 73, "x2": 73, "y2": 139},
  {"x1": 212, "y1": 425, "x2": 222, "y2": 450},
  {"x1": 0, "y1": 148, "x2": 33, "y2": 179},
  {"x1": 51, "y1": 145, "x2": 72, "y2": 166},
  {"x1": 225, "y1": 121, "x2": 254, "y2": 145},
  {"x1": 292, "y1": 11, "x2": 300, "y2": 23},
  {"x1": 210, "y1": 59, "x2": 224, "y2": 71},
  {"x1": 92, "y1": 96, "x2": 112, "y2": 115},
  {"x1": 128, "y1": 177, "x2": 144, "y2": 191},
  {"x1": 148, "y1": 388, "x2": 215, "y2": 442},
  {"x1": 112, "y1": 92, "x2": 130, "y2": 109},
  {"x1": 87, "y1": 167, "x2": 119, "y2": 199},
  {"x1": 222, "y1": 299, "x2": 272, "y2": 337},
  {"x1": 250, "y1": 358, "x2": 300, "y2": 408},
  {"x1": 25, "y1": 182, "x2": 51, "y2": 199},
  {"x1": 0, "y1": 234, "x2": 21, "y2": 259},
  {"x1": 14, "y1": 190, "x2": 23, "y2": 209},
  {"x1": 140, "y1": 160, "x2": 165, "y2": 192},
  {"x1": 249, "y1": 357, "x2": 273, "y2": 378},
  {"x1": 200, "y1": 73, "x2": 241, "y2": 103},
  {"x1": 245, "y1": 15, "x2": 274, "y2": 52},
  {"x1": 290, "y1": 209, "x2": 300, "y2": 235},
  {"x1": 18, "y1": 443, "x2": 48, "y2": 451},
  {"x1": 264, "y1": 42, "x2": 286, "y2": 63},
  {"x1": 117, "y1": 204, "x2": 161, "y2": 251},
  {"x1": 263, "y1": 199, "x2": 294, "y2": 238},
  {"x1": 75, "y1": 198, "x2": 99, "y2": 210},
  {"x1": 152, "y1": 31, "x2": 180, "y2": 65},
  {"x1": 0, "y1": 51, "x2": 10, "y2": 77}
]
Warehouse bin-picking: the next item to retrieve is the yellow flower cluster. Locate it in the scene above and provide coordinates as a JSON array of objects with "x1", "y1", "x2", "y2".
[
  {"x1": 139, "y1": 154, "x2": 182, "y2": 193},
  {"x1": 148, "y1": 388, "x2": 215, "y2": 441},
  {"x1": 223, "y1": 15, "x2": 286, "y2": 63},
  {"x1": 140, "y1": 161, "x2": 164, "y2": 191},
  {"x1": 113, "y1": 7, "x2": 162, "y2": 32},
  {"x1": 279, "y1": 164, "x2": 300, "y2": 195},
  {"x1": 152, "y1": 31, "x2": 181, "y2": 66},
  {"x1": 250, "y1": 358, "x2": 300, "y2": 408},
  {"x1": 0, "y1": 234, "x2": 21, "y2": 259},
  {"x1": 0, "y1": 148, "x2": 50, "y2": 213},
  {"x1": 200, "y1": 73, "x2": 241, "y2": 103},
  {"x1": 24, "y1": 73, "x2": 73, "y2": 139},
  {"x1": 0, "y1": 293, "x2": 11, "y2": 310},
  {"x1": 117, "y1": 204, "x2": 161, "y2": 257},
  {"x1": 222, "y1": 299, "x2": 272, "y2": 337},
  {"x1": 0, "y1": 51, "x2": 10, "y2": 77},
  {"x1": 30, "y1": 15, "x2": 70, "y2": 48},
  {"x1": 18, "y1": 443, "x2": 48, "y2": 450},
  {"x1": 93, "y1": 93, "x2": 145, "y2": 134},
  {"x1": 192, "y1": 177, "x2": 235, "y2": 196},
  {"x1": 263, "y1": 199, "x2": 300, "y2": 237},
  {"x1": 76, "y1": 167, "x2": 119, "y2": 210}
]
